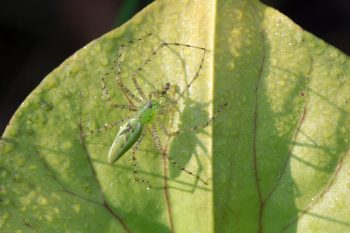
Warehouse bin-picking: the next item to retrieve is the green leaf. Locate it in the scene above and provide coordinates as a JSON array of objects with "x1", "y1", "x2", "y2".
[{"x1": 1, "y1": 0, "x2": 350, "y2": 233}]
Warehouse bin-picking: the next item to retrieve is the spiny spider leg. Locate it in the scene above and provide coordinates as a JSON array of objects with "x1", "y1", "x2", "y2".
[
  {"x1": 148, "y1": 82, "x2": 171, "y2": 100},
  {"x1": 99, "y1": 57, "x2": 138, "y2": 107},
  {"x1": 82, "y1": 115, "x2": 134, "y2": 138},
  {"x1": 157, "y1": 116, "x2": 173, "y2": 137},
  {"x1": 151, "y1": 123, "x2": 162, "y2": 151},
  {"x1": 127, "y1": 33, "x2": 154, "y2": 100},
  {"x1": 163, "y1": 103, "x2": 228, "y2": 137},
  {"x1": 116, "y1": 33, "x2": 153, "y2": 102},
  {"x1": 116, "y1": 68, "x2": 143, "y2": 105},
  {"x1": 97, "y1": 55, "x2": 137, "y2": 108},
  {"x1": 144, "y1": 41, "x2": 207, "y2": 103},
  {"x1": 101, "y1": 76, "x2": 137, "y2": 111},
  {"x1": 172, "y1": 44, "x2": 207, "y2": 102},
  {"x1": 130, "y1": 132, "x2": 151, "y2": 189},
  {"x1": 151, "y1": 123, "x2": 207, "y2": 185},
  {"x1": 129, "y1": 41, "x2": 207, "y2": 101}
]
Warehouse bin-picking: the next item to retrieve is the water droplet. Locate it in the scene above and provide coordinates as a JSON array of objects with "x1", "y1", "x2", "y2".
[
  {"x1": 62, "y1": 141, "x2": 72, "y2": 150},
  {"x1": 233, "y1": 9, "x2": 243, "y2": 20},
  {"x1": 94, "y1": 43, "x2": 101, "y2": 52},
  {"x1": 0, "y1": 212, "x2": 10, "y2": 228},
  {"x1": 62, "y1": 160, "x2": 71, "y2": 171},
  {"x1": 12, "y1": 173, "x2": 21, "y2": 182},
  {"x1": 271, "y1": 59, "x2": 278, "y2": 66},
  {"x1": 228, "y1": 62, "x2": 235, "y2": 70},
  {"x1": 72, "y1": 203, "x2": 81, "y2": 213},
  {"x1": 53, "y1": 207, "x2": 60, "y2": 214},
  {"x1": 37, "y1": 195, "x2": 48, "y2": 205},
  {"x1": 3, "y1": 198, "x2": 10, "y2": 206},
  {"x1": 45, "y1": 213, "x2": 53, "y2": 222},
  {"x1": 100, "y1": 56, "x2": 108, "y2": 67},
  {"x1": 218, "y1": 174, "x2": 226, "y2": 184},
  {"x1": 15, "y1": 158, "x2": 25, "y2": 167}
]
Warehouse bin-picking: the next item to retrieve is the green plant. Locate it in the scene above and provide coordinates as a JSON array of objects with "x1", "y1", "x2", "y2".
[{"x1": 1, "y1": 0, "x2": 350, "y2": 232}]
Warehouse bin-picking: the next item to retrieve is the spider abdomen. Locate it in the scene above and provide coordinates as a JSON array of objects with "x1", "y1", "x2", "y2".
[{"x1": 108, "y1": 119, "x2": 143, "y2": 163}]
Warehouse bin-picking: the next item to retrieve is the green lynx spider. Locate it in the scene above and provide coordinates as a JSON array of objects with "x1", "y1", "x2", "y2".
[{"x1": 83, "y1": 33, "x2": 226, "y2": 189}]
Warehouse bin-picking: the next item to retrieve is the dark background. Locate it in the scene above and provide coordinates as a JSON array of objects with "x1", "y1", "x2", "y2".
[{"x1": 1, "y1": 0, "x2": 349, "y2": 134}]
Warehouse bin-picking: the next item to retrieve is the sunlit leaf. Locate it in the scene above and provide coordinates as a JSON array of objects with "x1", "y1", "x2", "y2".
[{"x1": 1, "y1": 0, "x2": 350, "y2": 232}]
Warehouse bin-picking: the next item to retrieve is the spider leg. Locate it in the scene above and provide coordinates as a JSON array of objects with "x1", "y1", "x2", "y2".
[
  {"x1": 82, "y1": 115, "x2": 134, "y2": 138},
  {"x1": 130, "y1": 132, "x2": 151, "y2": 189},
  {"x1": 150, "y1": 123, "x2": 207, "y2": 185}
]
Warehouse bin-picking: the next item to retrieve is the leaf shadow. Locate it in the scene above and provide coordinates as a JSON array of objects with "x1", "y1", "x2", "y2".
[
  {"x1": 166, "y1": 99, "x2": 211, "y2": 192},
  {"x1": 260, "y1": 49, "x2": 350, "y2": 232}
]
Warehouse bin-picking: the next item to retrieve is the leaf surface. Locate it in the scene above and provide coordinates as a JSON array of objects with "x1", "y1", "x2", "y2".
[{"x1": 1, "y1": 0, "x2": 350, "y2": 233}]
